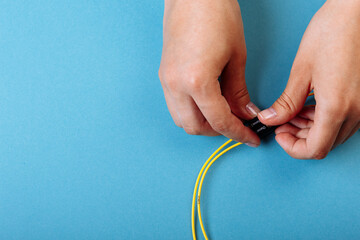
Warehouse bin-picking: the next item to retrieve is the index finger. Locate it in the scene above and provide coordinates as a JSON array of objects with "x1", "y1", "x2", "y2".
[{"x1": 191, "y1": 80, "x2": 260, "y2": 146}]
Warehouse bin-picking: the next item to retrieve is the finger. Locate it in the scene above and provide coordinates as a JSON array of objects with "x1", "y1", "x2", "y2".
[
  {"x1": 258, "y1": 62, "x2": 312, "y2": 126},
  {"x1": 276, "y1": 102, "x2": 343, "y2": 159},
  {"x1": 163, "y1": 89, "x2": 182, "y2": 127},
  {"x1": 288, "y1": 115, "x2": 314, "y2": 129},
  {"x1": 174, "y1": 94, "x2": 220, "y2": 136},
  {"x1": 275, "y1": 133, "x2": 307, "y2": 159},
  {"x1": 161, "y1": 74, "x2": 219, "y2": 136},
  {"x1": 283, "y1": 106, "x2": 314, "y2": 130},
  {"x1": 275, "y1": 123, "x2": 310, "y2": 139},
  {"x1": 221, "y1": 54, "x2": 259, "y2": 120},
  {"x1": 298, "y1": 106, "x2": 315, "y2": 120},
  {"x1": 192, "y1": 79, "x2": 260, "y2": 146}
]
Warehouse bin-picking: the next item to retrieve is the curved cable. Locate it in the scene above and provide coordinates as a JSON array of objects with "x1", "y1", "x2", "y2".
[
  {"x1": 191, "y1": 139, "x2": 233, "y2": 240},
  {"x1": 192, "y1": 93, "x2": 315, "y2": 240},
  {"x1": 197, "y1": 142, "x2": 242, "y2": 240}
]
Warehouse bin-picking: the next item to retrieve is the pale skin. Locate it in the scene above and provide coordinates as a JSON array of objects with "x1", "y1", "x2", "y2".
[{"x1": 159, "y1": 0, "x2": 360, "y2": 159}]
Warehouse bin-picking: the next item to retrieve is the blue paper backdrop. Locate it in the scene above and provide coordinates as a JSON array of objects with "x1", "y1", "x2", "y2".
[{"x1": 0, "y1": 0, "x2": 359, "y2": 239}]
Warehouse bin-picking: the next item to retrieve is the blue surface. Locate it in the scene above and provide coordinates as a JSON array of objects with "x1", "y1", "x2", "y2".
[{"x1": 0, "y1": 0, "x2": 359, "y2": 239}]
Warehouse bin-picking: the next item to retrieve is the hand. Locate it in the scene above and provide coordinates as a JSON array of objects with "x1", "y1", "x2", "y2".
[
  {"x1": 159, "y1": 0, "x2": 261, "y2": 146},
  {"x1": 258, "y1": 0, "x2": 360, "y2": 159}
]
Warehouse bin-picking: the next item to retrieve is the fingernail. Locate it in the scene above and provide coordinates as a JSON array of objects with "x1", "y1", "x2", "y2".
[
  {"x1": 246, "y1": 102, "x2": 261, "y2": 117},
  {"x1": 245, "y1": 143, "x2": 259, "y2": 148},
  {"x1": 259, "y1": 107, "x2": 277, "y2": 120}
]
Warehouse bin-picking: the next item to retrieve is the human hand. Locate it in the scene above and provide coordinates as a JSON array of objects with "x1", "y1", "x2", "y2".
[
  {"x1": 258, "y1": 0, "x2": 360, "y2": 159},
  {"x1": 159, "y1": 0, "x2": 260, "y2": 146}
]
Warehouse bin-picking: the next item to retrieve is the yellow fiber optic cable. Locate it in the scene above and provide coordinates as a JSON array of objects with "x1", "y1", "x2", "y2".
[
  {"x1": 197, "y1": 142, "x2": 242, "y2": 240},
  {"x1": 191, "y1": 139, "x2": 233, "y2": 240},
  {"x1": 192, "y1": 93, "x2": 315, "y2": 240}
]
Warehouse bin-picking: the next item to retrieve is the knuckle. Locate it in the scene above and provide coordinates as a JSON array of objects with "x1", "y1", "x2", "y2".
[
  {"x1": 160, "y1": 65, "x2": 209, "y2": 94},
  {"x1": 276, "y1": 91, "x2": 296, "y2": 113},
  {"x1": 159, "y1": 67, "x2": 179, "y2": 90},
  {"x1": 166, "y1": 77, "x2": 179, "y2": 91},
  {"x1": 186, "y1": 74, "x2": 204, "y2": 94},
  {"x1": 229, "y1": 87, "x2": 249, "y2": 102},
  {"x1": 211, "y1": 119, "x2": 228, "y2": 133}
]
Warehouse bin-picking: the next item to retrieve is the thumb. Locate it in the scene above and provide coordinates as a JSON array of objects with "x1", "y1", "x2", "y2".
[
  {"x1": 221, "y1": 55, "x2": 260, "y2": 120},
  {"x1": 258, "y1": 70, "x2": 311, "y2": 126}
]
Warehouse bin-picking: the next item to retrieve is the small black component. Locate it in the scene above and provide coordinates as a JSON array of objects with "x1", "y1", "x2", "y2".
[{"x1": 245, "y1": 117, "x2": 277, "y2": 139}]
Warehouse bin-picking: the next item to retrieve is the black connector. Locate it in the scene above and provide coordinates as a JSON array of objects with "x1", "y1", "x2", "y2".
[{"x1": 245, "y1": 117, "x2": 277, "y2": 139}]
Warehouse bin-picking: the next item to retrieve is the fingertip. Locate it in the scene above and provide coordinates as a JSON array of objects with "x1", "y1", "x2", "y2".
[
  {"x1": 245, "y1": 142, "x2": 260, "y2": 148},
  {"x1": 275, "y1": 133, "x2": 291, "y2": 150},
  {"x1": 248, "y1": 129, "x2": 261, "y2": 146},
  {"x1": 234, "y1": 136, "x2": 260, "y2": 147},
  {"x1": 234, "y1": 127, "x2": 261, "y2": 147},
  {"x1": 275, "y1": 132, "x2": 298, "y2": 156}
]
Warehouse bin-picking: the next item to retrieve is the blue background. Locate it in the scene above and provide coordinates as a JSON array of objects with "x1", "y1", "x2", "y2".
[{"x1": 0, "y1": 0, "x2": 359, "y2": 239}]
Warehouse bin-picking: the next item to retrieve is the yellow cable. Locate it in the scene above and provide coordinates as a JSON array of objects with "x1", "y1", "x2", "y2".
[
  {"x1": 192, "y1": 92, "x2": 315, "y2": 239},
  {"x1": 197, "y1": 142, "x2": 242, "y2": 240},
  {"x1": 192, "y1": 139, "x2": 233, "y2": 240}
]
